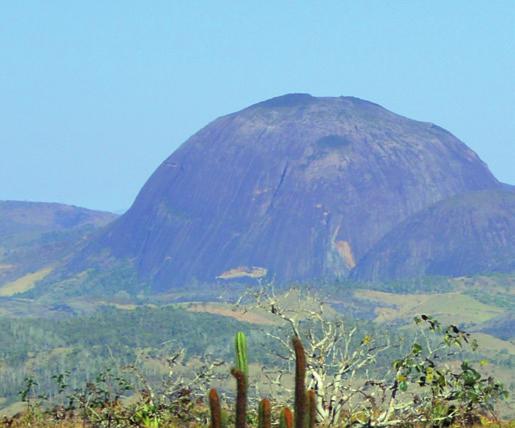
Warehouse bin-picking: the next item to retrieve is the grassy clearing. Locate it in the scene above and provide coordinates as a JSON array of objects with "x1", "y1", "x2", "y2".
[
  {"x1": 0, "y1": 267, "x2": 52, "y2": 297},
  {"x1": 0, "y1": 401, "x2": 25, "y2": 418},
  {"x1": 96, "y1": 301, "x2": 139, "y2": 310},
  {"x1": 185, "y1": 302, "x2": 277, "y2": 325},
  {"x1": 355, "y1": 290, "x2": 505, "y2": 324}
]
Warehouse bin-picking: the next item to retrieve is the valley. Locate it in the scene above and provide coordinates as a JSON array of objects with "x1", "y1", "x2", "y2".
[{"x1": 0, "y1": 275, "x2": 513, "y2": 419}]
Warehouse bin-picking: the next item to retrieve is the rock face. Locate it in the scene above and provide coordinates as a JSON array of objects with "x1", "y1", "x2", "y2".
[
  {"x1": 76, "y1": 94, "x2": 502, "y2": 290},
  {"x1": 351, "y1": 190, "x2": 515, "y2": 281}
]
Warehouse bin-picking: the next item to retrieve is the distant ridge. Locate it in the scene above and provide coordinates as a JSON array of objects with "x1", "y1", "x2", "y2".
[
  {"x1": 0, "y1": 201, "x2": 116, "y2": 289},
  {"x1": 0, "y1": 200, "x2": 115, "y2": 234}
]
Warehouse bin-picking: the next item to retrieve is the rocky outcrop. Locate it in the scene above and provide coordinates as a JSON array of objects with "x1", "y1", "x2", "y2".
[
  {"x1": 351, "y1": 190, "x2": 515, "y2": 280},
  {"x1": 71, "y1": 94, "x2": 501, "y2": 290}
]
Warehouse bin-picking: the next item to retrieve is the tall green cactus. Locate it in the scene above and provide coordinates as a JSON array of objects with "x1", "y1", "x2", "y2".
[
  {"x1": 292, "y1": 336, "x2": 307, "y2": 428},
  {"x1": 233, "y1": 331, "x2": 249, "y2": 428},
  {"x1": 235, "y1": 331, "x2": 249, "y2": 385},
  {"x1": 258, "y1": 398, "x2": 271, "y2": 428}
]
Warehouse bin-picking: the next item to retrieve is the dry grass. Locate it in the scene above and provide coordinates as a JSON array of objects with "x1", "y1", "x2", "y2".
[
  {"x1": 186, "y1": 303, "x2": 277, "y2": 325},
  {"x1": 0, "y1": 267, "x2": 52, "y2": 297},
  {"x1": 355, "y1": 290, "x2": 504, "y2": 324},
  {"x1": 216, "y1": 266, "x2": 267, "y2": 280}
]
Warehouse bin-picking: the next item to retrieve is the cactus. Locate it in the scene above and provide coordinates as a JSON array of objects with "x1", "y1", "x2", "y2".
[
  {"x1": 279, "y1": 407, "x2": 294, "y2": 428},
  {"x1": 209, "y1": 388, "x2": 222, "y2": 428},
  {"x1": 306, "y1": 389, "x2": 316, "y2": 428},
  {"x1": 258, "y1": 398, "x2": 271, "y2": 428},
  {"x1": 292, "y1": 336, "x2": 307, "y2": 428},
  {"x1": 231, "y1": 368, "x2": 247, "y2": 428},
  {"x1": 235, "y1": 331, "x2": 249, "y2": 385},
  {"x1": 209, "y1": 333, "x2": 312, "y2": 428},
  {"x1": 232, "y1": 332, "x2": 249, "y2": 427}
]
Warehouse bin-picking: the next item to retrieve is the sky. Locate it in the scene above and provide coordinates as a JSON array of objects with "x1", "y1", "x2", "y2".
[{"x1": 1, "y1": 2, "x2": 514, "y2": 213}]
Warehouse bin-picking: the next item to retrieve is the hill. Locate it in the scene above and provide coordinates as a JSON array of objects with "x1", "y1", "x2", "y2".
[
  {"x1": 351, "y1": 190, "x2": 515, "y2": 281},
  {"x1": 58, "y1": 94, "x2": 502, "y2": 292},
  {"x1": 477, "y1": 312, "x2": 515, "y2": 341},
  {"x1": 0, "y1": 201, "x2": 116, "y2": 294}
]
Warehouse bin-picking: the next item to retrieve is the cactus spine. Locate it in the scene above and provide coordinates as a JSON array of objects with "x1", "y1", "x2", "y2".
[
  {"x1": 292, "y1": 336, "x2": 307, "y2": 428},
  {"x1": 306, "y1": 389, "x2": 316, "y2": 428},
  {"x1": 279, "y1": 407, "x2": 294, "y2": 428},
  {"x1": 258, "y1": 398, "x2": 271, "y2": 428},
  {"x1": 209, "y1": 388, "x2": 222, "y2": 428}
]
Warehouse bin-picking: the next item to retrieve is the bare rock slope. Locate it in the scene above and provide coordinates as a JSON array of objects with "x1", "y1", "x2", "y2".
[
  {"x1": 73, "y1": 94, "x2": 503, "y2": 290},
  {"x1": 351, "y1": 190, "x2": 515, "y2": 281}
]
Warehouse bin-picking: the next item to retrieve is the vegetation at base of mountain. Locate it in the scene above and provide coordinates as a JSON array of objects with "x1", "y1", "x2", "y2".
[
  {"x1": 0, "y1": 304, "x2": 392, "y2": 412},
  {"x1": 0, "y1": 295, "x2": 511, "y2": 427},
  {"x1": 0, "y1": 305, "x2": 265, "y2": 411},
  {"x1": 0, "y1": 284, "x2": 513, "y2": 423},
  {"x1": 13, "y1": 245, "x2": 513, "y2": 309},
  {"x1": 318, "y1": 276, "x2": 456, "y2": 295},
  {"x1": 26, "y1": 262, "x2": 151, "y2": 301},
  {"x1": 464, "y1": 290, "x2": 515, "y2": 313},
  {"x1": 0, "y1": 267, "x2": 53, "y2": 297}
]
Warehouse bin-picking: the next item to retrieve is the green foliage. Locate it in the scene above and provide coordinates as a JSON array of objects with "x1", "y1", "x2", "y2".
[
  {"x1": 386, "y1": 314, "x2": 509, "y2": 425},
  {"x1": 465, "y1": 288, "x2": 515, "y2": 312},
  {"x1": 0, "y1": 305, "x2": 259, "y2": 408},
  {"x1": 132, "y1": 402, "x2": 160, "y2": 428},
  {"x1": 28, "y1": 262, "x2": 149, "y2": 300}
]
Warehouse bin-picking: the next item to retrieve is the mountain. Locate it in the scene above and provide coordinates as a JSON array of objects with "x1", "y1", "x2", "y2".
[
  {"x1": 0, "y1": 201, "x2": 116, "y2": 291},
  {"x1": 351, "y1": 190, "x2": 515, "y2": 281},
  {"x1": 62, "y1": 94, "x2": 503, "y2": 291}
]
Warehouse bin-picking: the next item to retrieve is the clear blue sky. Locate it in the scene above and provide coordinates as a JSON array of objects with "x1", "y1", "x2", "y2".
[{"x1": 1, "y1": 1, "x2": 513, "y2": 212}]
